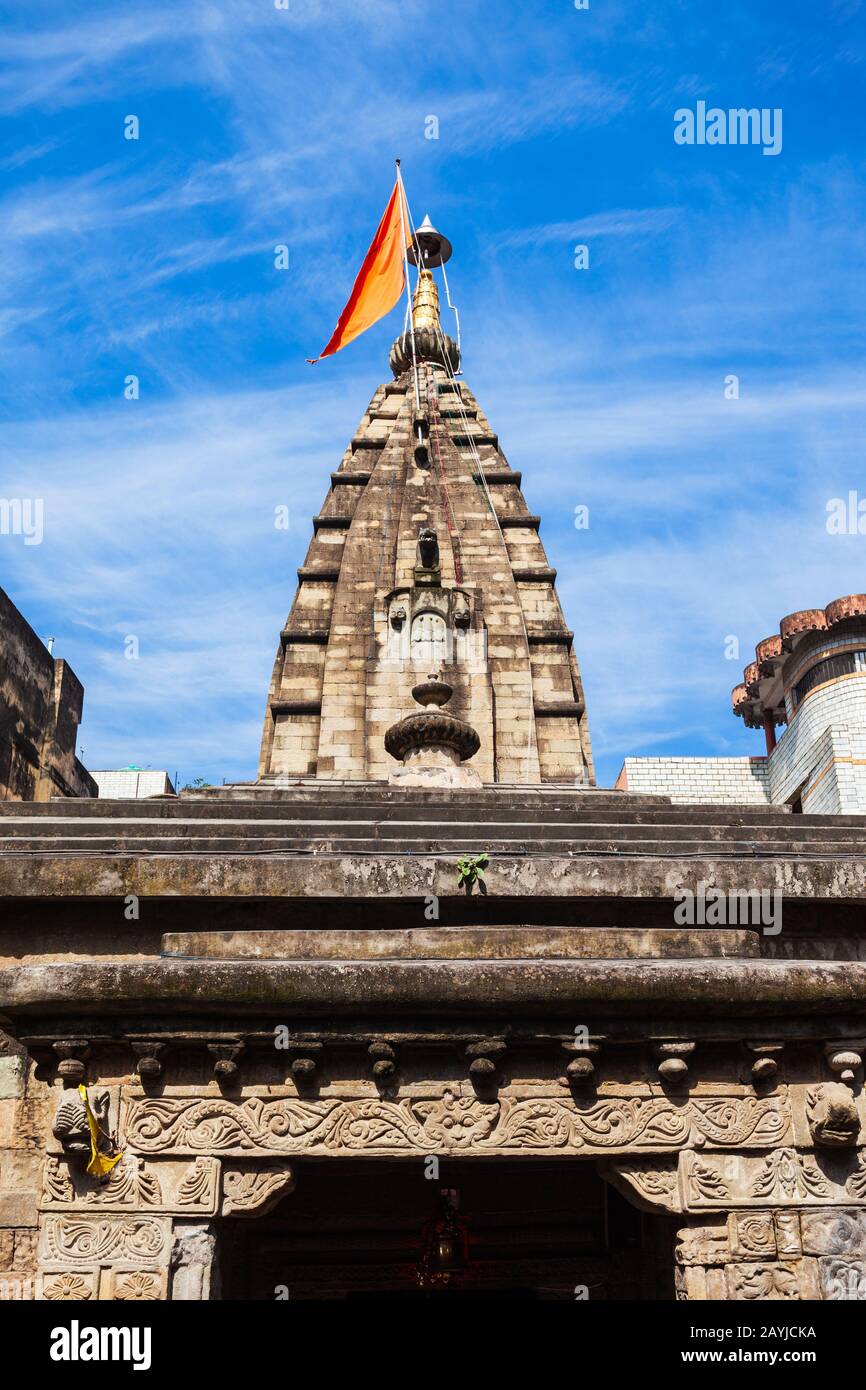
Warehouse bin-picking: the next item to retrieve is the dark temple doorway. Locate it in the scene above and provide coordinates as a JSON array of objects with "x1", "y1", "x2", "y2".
[{"x1": 218, "y1": 1158, "x2": 677, "y2": 1300}]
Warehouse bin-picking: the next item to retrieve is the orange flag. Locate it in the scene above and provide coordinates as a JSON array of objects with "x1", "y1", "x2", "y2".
[{"x1": 308, "y1": 179, "x2": 410, "y2": 363}]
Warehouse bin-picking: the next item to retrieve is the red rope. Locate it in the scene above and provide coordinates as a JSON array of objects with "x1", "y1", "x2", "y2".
[{"x1": 425, "y1": 365, "x2": 464, "y2": 585}]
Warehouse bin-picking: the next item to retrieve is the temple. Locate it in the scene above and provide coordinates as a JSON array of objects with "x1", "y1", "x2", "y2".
[
  {"x1": 2, "y1": 216, "x2": 866, "y2": 1303},
  {"x1": 619, "y1": 595, "x2": 866, "y2": 811},
  {"x1": 258, "y1": 216, "x2": 593, "y2": 788}
]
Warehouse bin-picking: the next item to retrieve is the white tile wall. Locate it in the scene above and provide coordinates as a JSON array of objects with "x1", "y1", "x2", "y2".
[
  {"x1": 91, "y1": 769, "x2": 175, "y2": 799},
  {"x1": 619, "y1": 675, "x2": 866, "y2": 812},
  {"x1": 619, "y1": 757, "x2": 771, "y2": 804},
  {"x1": 768, "y1": 675, "x2": 866, "y2": 812}
]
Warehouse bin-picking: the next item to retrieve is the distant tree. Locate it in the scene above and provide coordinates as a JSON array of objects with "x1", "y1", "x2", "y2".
[{"x1": 180, "y1": 776, "x2": 211, "y2": 791}]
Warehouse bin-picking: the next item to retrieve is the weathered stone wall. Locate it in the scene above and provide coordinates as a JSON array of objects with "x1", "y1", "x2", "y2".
[
  {"x1": 0, "y1": 1034, "x2": 43, "y2": 1298},
  {"x1": 0, "y1": 586, "x2": 96, "y2": 801}
]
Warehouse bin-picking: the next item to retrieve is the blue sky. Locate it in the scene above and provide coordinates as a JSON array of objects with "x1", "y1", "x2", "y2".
[{"x1": 1, "y1": 0, "x2": 865, "y2": 788}]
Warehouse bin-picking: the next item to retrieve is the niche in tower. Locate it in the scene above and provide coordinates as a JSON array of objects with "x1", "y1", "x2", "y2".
[
  {"x1": 410, "y1": 609, "x2": 448, "y2": 667},
  {"x1": 383, "y1": 584, "x2": 476, "y2": 668}
]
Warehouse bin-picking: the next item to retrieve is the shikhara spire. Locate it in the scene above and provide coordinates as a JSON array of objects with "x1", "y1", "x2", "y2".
[{"x1": 260, "y1": 216, "x2": 594, "y2": 785}]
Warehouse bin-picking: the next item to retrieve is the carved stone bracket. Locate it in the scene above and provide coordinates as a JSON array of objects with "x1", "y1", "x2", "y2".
[
  {"x1": 654, "y1": 1042, "x2": 695, "y2": 1087},
  {"x1": 600, "y1": 1156, "x2": 681, "y2": 1213},
  {"x1": 208, "y1": 1042, "x2": 245, "y2": 1085},
  {"x1": 52, "y1": 1040, "x2": 90, "y2": 1084},
  {"x1": 52, "y1": 1085, "x2": 113, "y2": 1167},
  {"x1": 221, "y1": 1163, "x2": 295, "y2": 1217},
  {"x1": 131, "y1": 1042, "x2": 168, "y2": 1083},
  {"x1": 745, "y1": 1041, "x2": 784, "y2": 1087}
]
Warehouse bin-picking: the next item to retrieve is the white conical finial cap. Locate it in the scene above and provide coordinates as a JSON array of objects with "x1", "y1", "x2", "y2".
[{"x1": 408, "y1": 214, "x2": 453, "y2": 268}]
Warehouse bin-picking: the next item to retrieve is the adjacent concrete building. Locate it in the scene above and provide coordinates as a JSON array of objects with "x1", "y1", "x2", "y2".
[
  {"x1": 0, "y1": 586, "x2": 96, "y2": 802},
  {"x1": 91, "y1": 769, "x2": 176, "y2": 800},
  {"x1": 618, "y1": 595, "x2": 866, "y2": 812}
]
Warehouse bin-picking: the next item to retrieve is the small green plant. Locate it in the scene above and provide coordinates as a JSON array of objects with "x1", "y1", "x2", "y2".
[{"x1": 457, "y1": 852, "x2": 489, "y2": 894}]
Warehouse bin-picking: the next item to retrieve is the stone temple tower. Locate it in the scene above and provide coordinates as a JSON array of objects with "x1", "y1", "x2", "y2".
[{"x1": 258, "y1": 217, "x2": 594, "y2": 786}]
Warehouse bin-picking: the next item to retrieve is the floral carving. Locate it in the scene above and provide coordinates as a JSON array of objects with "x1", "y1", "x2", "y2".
[
  {"x1": 113, "y1": 1271, "x2": 161, "y2": 1301},
  {"x1": 732, "y1": 1213, "x2": 776, "y2": 1259},
  {"x1": 41, "y1": 1216, "x2": 169, "y2": 1266},
  {"x1": 820, "y1": 1258, "x2": 866, "y2": 1301},
  {"x1": 42, "y1": 1271, "x2": 93, "y2": 1301},
  {"x1": 176, "y1": 1157, "x2": 218, "y2": 1209},
  {"x1": 43, "y1": 1154, "x2": 163, "y2": 1209},
  {"x1": 847, "y1": 1153, "x2": 866, "y2": 1200},
  {"x1": 85, "y1": 1156, "x2": 162, "y2": 1207},
  {"x1": 123, "y1": 1093, "x2": 788, "y2": 1157},
  {"x1": 222, "y1": 1164, "x2": 295, "y2": 1216},
  {"x1": 688, "y1": 1157, "x2": 730, "y2": 1200},
  {"x1": 690, "y1": 1099, "x2": 788, "y2": 1148},
  {"x1": 603, "y1": 1157, "x2": 680, "y2": 1212},
  {"x1": 44, "y1": 1157, "x2": 74, "y2": 1203},
  {"x1": 728, "y1": 1263, "x2": 800, "y2": 1301},
  {"x1": 749, "y1": 1148, "x2": 829, "y2": 1201}
]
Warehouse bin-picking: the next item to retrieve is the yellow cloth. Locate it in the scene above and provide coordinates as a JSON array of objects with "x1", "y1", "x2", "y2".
[{"x1": 78, "y1": 1084, "x2": 122, "y2": 1177}]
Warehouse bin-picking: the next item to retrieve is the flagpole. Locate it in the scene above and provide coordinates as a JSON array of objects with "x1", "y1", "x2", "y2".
[{"x1": 395, "y1": 158, "x2": 421, "y2": 410}]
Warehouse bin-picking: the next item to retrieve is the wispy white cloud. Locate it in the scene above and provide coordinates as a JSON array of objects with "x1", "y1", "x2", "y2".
[{"x1": 498, "y1": 208, "x2": 680, "y2": 250}]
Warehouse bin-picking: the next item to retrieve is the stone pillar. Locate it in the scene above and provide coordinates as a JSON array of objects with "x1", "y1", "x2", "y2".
[
  {"x1": 170, "y1": 1220, "x2": 220, "y2": 1301},
  {"x1": 0, "y1": 1038, "x2": 44, "y2": 1300}
]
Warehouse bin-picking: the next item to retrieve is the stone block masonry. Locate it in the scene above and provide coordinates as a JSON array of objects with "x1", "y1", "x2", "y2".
[{"x1": 0, "y1": 586, "x2": 96, "y2": 802}]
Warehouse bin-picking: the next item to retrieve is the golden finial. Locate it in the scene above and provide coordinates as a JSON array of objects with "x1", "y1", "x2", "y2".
[
  {"x1": 413, "y1": 269, "x2": 440, "y2": 330},
  {"x1": 408, "y1": 214, "x2": 452, "y2": 331}
]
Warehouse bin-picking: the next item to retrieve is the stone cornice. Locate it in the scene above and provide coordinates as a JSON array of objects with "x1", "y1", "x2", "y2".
[{"x1": 6, "y1": 957, "x2": 866, "y2": 1022}]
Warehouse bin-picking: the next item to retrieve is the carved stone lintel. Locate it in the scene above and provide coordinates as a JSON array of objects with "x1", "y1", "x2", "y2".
[{"x1": 122, "y1": 1091, "x2": 790, "y2": 1157}]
